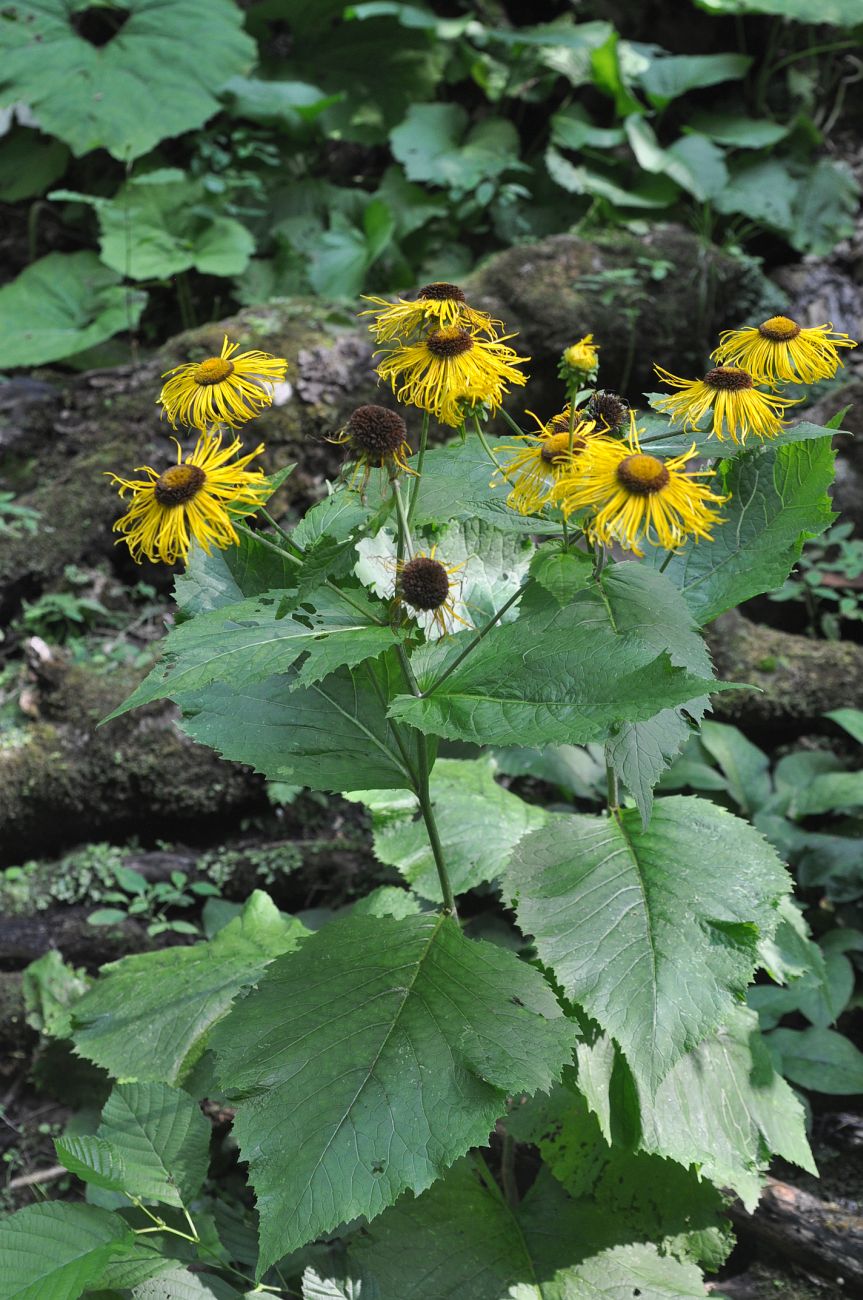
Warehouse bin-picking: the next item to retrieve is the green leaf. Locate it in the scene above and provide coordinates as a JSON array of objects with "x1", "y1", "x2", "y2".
[
  {"x1": 174, "y1": 533, "x2": 297, "y2": 616},
  {"x1": 351, "y1": 886, "x2": 422, "y2": 920},
  {"x1": 826, "y1": 707, "x2": 863, "y2": 744},
  {"x1": 694, "y1": 0, "x2": 863, "y2": 24},
  {"x1": 391, "y1": 564, "x2": 726, "y2": 750},
  {"x1": 550, "y1": 106, "x2": 626, "y2": 150},
  {"x1": 21, "y1": 950, "x2": 89, "y2": 1039},
  {"x1": 639, "y1": 52, "x2": 752, "y2": 103},
  {"x1": 529, "y1": 544, "x2": 594, "y2": 604},
  {"x1": 131, "y1": 1269, "x2": 241, "y2": 1298},
  {"x1": 307, "y1": 211, "x2": 374, "y2": 299},
  {"x1": 769, "y1": 1026, "x2": 863, "y2": 1094},
  {"x1": 507, "y1": 1082, "x2": 732, "y2": 1270},
  {"x1": 0, "y1": 1201, "x2": 132, "y2": 1300},
  {"x1": 0, "y1": 251, "x2": 146, "y2": 368},
  {"x1": 624, "y1": 119, "x2": 728, "y2": 202},
  {"x1": 177, "y1": 649, "x2": 428, "y2": 793},
  {"x1": 96, "y1": 1081, "x2": 211, "y2": 1207},
  {"x1": 506, "y1": 796, "x2": 790, "y2": 1089},
  {"x1": 79, "y1": 171, "x2": 255, "y2": 281},
  {"x1": 347, "y1": 757, "x2": 547, "y2": 902},
  {"x1": 715, "y1": 158, "x2": 799, "y2": 231},
  {"x1": 797, "y1": 950, "x2": 855, "y2": 1028},
  {"x1": 651, "y1": 438, "x2": 836, "y2": 625},
  {"x1": 2, "y1": 0, "x2": 256, "y2": 159},
  {"x1": 72, "y1": 892, "x2": 308, "y2": 1084},
  {"x1": 355, "y1": 1157, "x2": 709, "y2": 1299},
  {"x1": 105, "y1": 584, "x2": 399, "y2": 719},
  {"x1": 222, "y1": 76, "x2": 340, "y2": 127},
  {"x1": 302, "y1": 1266, "x2": 380, "y2": 1300},
  {"x1": 699, "y1": 721, "x2": 771, "y2": 815},
  {"x1": 795, "y1": 771, "x2": 863, "y2": 816},
  {"x1": 790, "y1": 160, "x2": 859, "y2": 255},
  {"x1": 636, "y1": 1007, "x2": 816, "y2": 1210},
  {"x1": 0, "y1": 126, "x2": 68, "y2": 201},
  {"x1": 688, "y1": 112, "x2": 791, "y2": 149},
  {"x1": 546, "y1": 145, "x2": 680, "y2": 209},
  {"x1": 210, "y1": 913, "x2": 577, "y2": 1271},
  {"x1": 390, "y1": 104, "x2": 523, "y2": 193},
  {"x1": 54, "y1": 1134, "x2": 127, "y2": 1193}
]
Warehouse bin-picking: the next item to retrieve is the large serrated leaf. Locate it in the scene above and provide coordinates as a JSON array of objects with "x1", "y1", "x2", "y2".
[
  {"x1": 2, "y1": 0, "x2": 255, "y2": 160},
  {"x1": 0, "y1": 1201, "x2": 133, "y2": 1300},
  {"x1": 390, "y1": 564, "x2": 727, "y2": 749},
  {"x1": 649, "y1": 439, "x2": 836, "y2": 625},
  {"x1": 131, "y1": 1268, "x2": 242, "y2": 1298},
  {"x1": 72, "y1": 892, "x2": 307, "y2": 1085},
  {"x1": 177, "y1": 649, "x2": 428, "y2": 793},
  {"x1": 54, "y1": 1134, "x2": 127, "y2": 1193},
  {"x1": 105, "y1": 584, "x2": 399, "y2": 720},
  {"x1": 347, "y1": 757, "x2": 547, "y2": 902},
  {"x1": 506, "y1": 796, "x2": 791, "y2": 1090},
  {"x1": 210, "y1": 912, "x2": 577, "y2": 1272},
  {"x1": 355, "y1": 1157, "x2": 709, "y2": 1299},
  {"x1": 96, "y1": 1081, "x2": 211, "y2": 1207}
]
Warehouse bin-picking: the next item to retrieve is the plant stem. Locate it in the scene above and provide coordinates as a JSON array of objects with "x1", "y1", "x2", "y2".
[
  {"x1": 659, "y1": 548, "x2": 675, "y2": 573},
  {"x1": 497, "y1": 407, "x2": 527, "y2": 439},
  {"x1": 473, "y1": 414, "x2": 510, "y2": 481},
  {"x1": 406, "y1": 410, "x2": 429, "y2": 530},
  {"x1": 236, "y1": 522, "x2": 301, "y2": 566},
  {"x1": 606, "y1": 758, "x2": 619, "y2": 812},
  {"x1": 421, "y1": 586, "x2": 524, "y2": 698},
  {"x1": 259, "y1": 507, "x2": 302, "y2": 555},
  {"x1": 391, "y1": 475, "x2": 414, "y2": 559},
  {"x1": 416, "y1": 732, "x2": 457, "y2": 916}
]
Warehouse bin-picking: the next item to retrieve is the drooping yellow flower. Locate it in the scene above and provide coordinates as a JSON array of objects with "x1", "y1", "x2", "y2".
[
  {"x1": 375, "y1": 326, "x2": 529, "y2": 428},
  {"x1": 107, "y1": 431, "x2": 267, "y2": 565},
  {"x1": 711, "y1": 315, "x2": 857, "y2": 386},
  {"x1": 396, "y1": 547, "x2": 469, "y2": 638},
  {"x1": 562, "y1": 334, "x2": 599, "y2": 374},
  {"x1": 361, "y1": 282, "x2": 501, "y2": 343},
  {"x1": 653, "y1": 364, "x2": 801, "y2": 443},
  {"x1": 552, "y1": 423, "x2": 728, "y2": 556},
  {"x1": 159, "y1": 336, "x2": 288, "y2": 430},
  {"x1": 495, "y1": 408, "x2": 603, "y2": 515}
]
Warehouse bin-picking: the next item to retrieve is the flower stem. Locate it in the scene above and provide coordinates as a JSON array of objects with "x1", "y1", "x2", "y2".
[
  {"x1": 497, "y1": 407, "x2": 527, "y2": 439},
  {"x1": 391, "y1": 475, "x2": 414, "y2": 560},
  {"x1": 606, "y1": 757, "x2": 620, "y2": 812},
  {"x1": 421, "y1": 585, "x2": 524, "y2": 698},
  {"x1": 406, "y1": 410, "x2": 429, "y2": 530},
  {"x1": 659, "y1": 548, "x2": 676, "y2": 572},
  {"x1": 473, "y1": 414, "x2": 509, "y2": 480},
  {"x1": 416, "y1": 732, "x2": 457, "y2": 917}
]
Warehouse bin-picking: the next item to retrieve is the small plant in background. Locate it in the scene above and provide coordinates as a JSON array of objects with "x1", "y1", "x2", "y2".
[
  {"x1": 769, "y1": 521, "x2": 863, "y2": 640},
  {"x1": 0, "y1": 492, "x2": 39, "y2": 539},
  {"x1": 2, "y1": 275, "x2": 857, "y2": 1297}
]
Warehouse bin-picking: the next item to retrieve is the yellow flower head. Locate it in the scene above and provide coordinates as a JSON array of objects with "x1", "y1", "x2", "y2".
[
  {"x1": 496, "y1": 408, "x2": 603, "y2": 515},
  {"x1": 552, "y1": 421, "x2": 728, "y2": 556},
  {"x1": 653, "y1": 364, "x2": 801, "y2": 443},
  {"x1": 361, "y1": 282, "x2": 501, "y2": 343},
  {"x1": 711, "y1": 315, "x2": 857, "y2": 386},
  {"x1": 107, "y1": 431, "x2": 267, "y2": 565},
  {"x1": 375, "y1": 326, "x2": 529, "y2": 428},
  {"x1": 330, "y1": 404, "x2": 414, "y2": 488},
  {"x1": 396, "y1": 547, "x2": 469, "y2": 638},
  {"x1": 158, "y1": 335, "x2": 288, "y2": 430},
  {"x1": 562, "y1": 334, "x2": 599, "y2": 374}
]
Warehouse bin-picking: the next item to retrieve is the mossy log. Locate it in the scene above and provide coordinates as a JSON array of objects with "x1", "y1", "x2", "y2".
[
  {"x1": 0, "y1": 226, "x2": 776, "y2": 608},
  {"x1": 708, "y1": 611, "x2": 863, "y2": 735}
]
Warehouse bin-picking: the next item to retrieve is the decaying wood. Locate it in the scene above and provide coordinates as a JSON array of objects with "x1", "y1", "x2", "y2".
[{"x1": 728, "y1": 1176, "x2": 863, "y2": 1295}]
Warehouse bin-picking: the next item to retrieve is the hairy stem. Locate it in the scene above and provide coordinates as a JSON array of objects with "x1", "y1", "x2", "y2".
[{"x1": 406, "y1": 410, "x2": 429, "y2": 530}]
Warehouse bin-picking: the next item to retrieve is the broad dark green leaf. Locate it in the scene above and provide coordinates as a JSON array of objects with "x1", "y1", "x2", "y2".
[
  {"x1": 507, "y1": 1082, "x2": 732, "y2": 1270},
  {"x1": 210, "y1": 912, "x2": 577, "y2": 1271},
  {"x1": 347, "y1": 757, "x2": 547, "y2": 902},
  {"x1": 769, "y1": 1026, "x2": 863, "y2": 1094},
  {"x1": 694, "y1": 0, "x2": 863, "y2": 24},
  {"x1": 0, "y1": 252, "x2": 146, "y2": 368},
  {"x1": 506, "y1": 796, "x2": 790, "y2": 1089},
  {"x1": 356, "y1": 1157, "x2": 709, "y2": 1299},
  {"x1": 391, "y1": 564, "x2": 726, "y2": 750},
  {"x1": 177, "y1": 649, "x2": 427, "y2": 793},
  {"x1": 131, "y1": 1269, "x2": 241, "y2": 1299},
  {"x1": 95, "y1": 1081, "x2": 211, "y2": 1207},
  {"x1": 72, "y1": 892, "x2": 307, "y2": 1084},
  {"x1": 650, "y1": 438, "x2": 836, "y2": 624},
  {"x1": 2, "y1": 0, "x2": 256, "y2": 159},
  {"x1": 54, "y1": 1134, "x2": 127, "y2": 1194},
  {"x1": 639, "y1": 52, "x2": 751, "y2": 102},
  {"x1": 0, "y1": 1201, "x2": 133, "y2": 1300},
  {"x1": 174, "y1": 533, "x2": 297, "y2": 616},
  {"x1": 106, "y1": 585, "x2": 399, "y2": 719}
]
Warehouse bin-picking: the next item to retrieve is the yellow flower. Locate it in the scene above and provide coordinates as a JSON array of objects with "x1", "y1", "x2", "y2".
[
  {"x1": 562, "y1": 334, "x2": 599, "y2": 374},
  {"x1": 361, "y1": 282, "x2": 501, "y2": 343},
  {"x1": 552, "y1": 424, "x2": 728, "y2": 556},
  {"x1": 711, "y1": 315, "x2": 857, "y2": 386},
  {"x1": 495, "y1": 408, "x2": 603, "y2": 515},
  {"x1": 159, "y1": 335, "x2": 288, "y2": 430},
  {"x1": 375, "y1": 326, "x2": 529, "y2": 427},
  {"x1": 107, "y1": 431, "x2": 267, "y2": 565},
  {"x1": 329, "y1": 404, "x2": 415, "y2": 489},
  {"x1": 396, "y1": 547, "x2": 469, "y2": 638},
  {"x1": 653, "y1": 364, "x2": 801, "y2": 443}
]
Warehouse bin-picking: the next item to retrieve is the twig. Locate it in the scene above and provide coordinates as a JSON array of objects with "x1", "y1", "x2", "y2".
[{"x1": 8, "y1": 1164, "x2": 66, "y2": 1190}]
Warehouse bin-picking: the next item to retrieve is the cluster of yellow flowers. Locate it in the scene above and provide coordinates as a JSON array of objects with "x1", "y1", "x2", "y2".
[
  {"x1": 108, "y1": 337, "x2": 287, "y2": 565},
  {"x1": 364, "y1": 282, "x2": 529, "y2": 427},
  {"x1": 494, "y1": 315, "x2": 856, "y2": 557}
]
